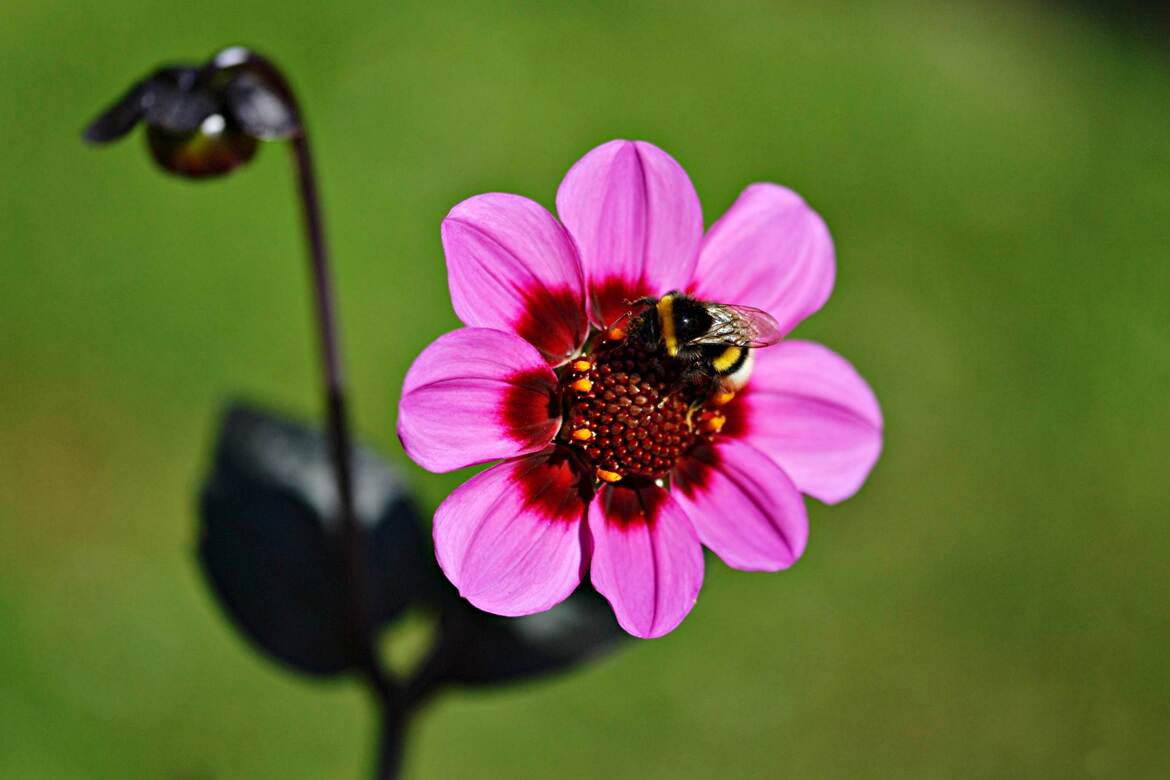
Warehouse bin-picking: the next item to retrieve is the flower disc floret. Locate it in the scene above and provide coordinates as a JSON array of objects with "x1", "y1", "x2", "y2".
[{"x1": 560, "y1": 338, "x2": 725, "y2": 482}]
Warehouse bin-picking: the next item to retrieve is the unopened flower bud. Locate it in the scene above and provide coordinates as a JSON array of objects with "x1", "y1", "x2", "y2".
[{"x1": 83, "y1": 48, "x2": 300, "y2": 180}]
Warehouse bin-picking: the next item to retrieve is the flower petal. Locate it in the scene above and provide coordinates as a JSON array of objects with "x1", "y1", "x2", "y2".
[
  {"x1": 689, "y1": 183, "x2": 835, "y2": 337},
  {"x1": 733, "y1": 339, "x2": 882, "y2": 504},
  {"x1": 556, "y1": 140, "x2": 704, "y2": 327},
  {"x1": 587, "y1": 484, "x2": 703, "y2": 638},
  {"x1": 398, "y1": 328, "x2": 560, "y2": 472},
  {"x1": 434, "y1": 449, "x2": 589, "y2": 616},
  {"x1": 442, "y1": 193, "x2": 588, "y2": 365},
  {"x1": 673, "y1": 440, "x2": 808, "y2": 571}
]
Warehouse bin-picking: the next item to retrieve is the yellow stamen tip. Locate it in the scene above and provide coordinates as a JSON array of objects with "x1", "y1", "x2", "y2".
[
  {"x1": 570, "y1": 378, "x2": 593, "y2": 393},
  {"x1": 572, "y1": 428, "x2": 594, "y2": 441},
  {"x1": 702, "y1": 412, "x2": 726, "y2": 433},
  {"x1": 571, "y1": 359, "x2": 593, "y2": 372},
  {"x1": 606, "y1": 327, "x2": 626, "y2": 341},
  {"x1": 596, "y1": 468, "x2": 623, "y2": 483},
  {"x1": 712, "y1": 390, "x2": 736, "y2": 407}
]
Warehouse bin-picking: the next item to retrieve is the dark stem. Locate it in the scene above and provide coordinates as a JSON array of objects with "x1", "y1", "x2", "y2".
[
  {"x1": 280, "y1": 75, "x2": 406, "y2": 780},
  {"x1": 375, "y1": 689, "x2": 410, "y2": 780}
]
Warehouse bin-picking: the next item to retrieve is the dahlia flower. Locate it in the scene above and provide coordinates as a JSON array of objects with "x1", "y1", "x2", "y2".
[{"x1": 398, "y1": 140, "x2": 882, "y2": 638}]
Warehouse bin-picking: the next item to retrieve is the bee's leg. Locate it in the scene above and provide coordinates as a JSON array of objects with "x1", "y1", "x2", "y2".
[
  {"x1": 623, "y1": 295, "x2": 658, "y2": 307},
  {"x1": 684, "y1": 377, "x2": 722, "y2": 430},
  {"x1": 596, "y1": 309, "x2": 634, "y2": 345},
  {"x1": 655, "y1": 371, "x2": 693, "y2": 409},
  {"x1": 691, "y1": 374, "x2": 721, "y2": 406},
  {"x1": 664, "y1": 368, "x2": 718, "y2": 412},
  {"x1": 599, "y1": 310, "x2": 631, "y2": 332},
  {"x1": 599, "y1": 308, "x2": 636, "y2": 336}
]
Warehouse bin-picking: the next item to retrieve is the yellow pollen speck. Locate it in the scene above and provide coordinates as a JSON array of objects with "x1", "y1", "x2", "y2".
[
  {"x1": 572, "y1": 359, "x2": 593, "y2": 372},
  {"x1": 702, "y1": 412, "x2": 726, "y2": 433},
  {"x1": 596, "y1": 468, "x2": 623, "y2": 483},
  {"x1": 572, "y1": 428, "x2": 593, "y2": 441},
  {"x1": 570, "y1": 378, "x2": 593, "y2": 393},
  {"x1": 711, "y1": 389, "x2": 736, "y2": 406},
  {"x1": 605, "y1": 326, "x2": 626, "y2": 341}
]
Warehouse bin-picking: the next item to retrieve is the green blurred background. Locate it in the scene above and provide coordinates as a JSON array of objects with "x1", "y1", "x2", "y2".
[{"x1": 2, "y1": 0, "x2": 1169, "y2": 777}]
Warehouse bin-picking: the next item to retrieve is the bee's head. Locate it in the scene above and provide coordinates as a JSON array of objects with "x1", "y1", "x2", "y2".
[{"x1": 626, "y1": 302, "x2": 660, "y2": 350}]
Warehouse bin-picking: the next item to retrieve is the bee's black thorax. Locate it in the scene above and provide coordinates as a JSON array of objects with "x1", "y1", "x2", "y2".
[
  {"x1": 666, "y1": 294, "x2": 713, "y2": 344},
  {"x1": 622, "y1": 291, "x2": 752, "y2": 394}
]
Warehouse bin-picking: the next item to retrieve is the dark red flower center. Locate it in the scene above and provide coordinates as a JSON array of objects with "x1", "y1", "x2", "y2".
[{"x1": 557, "y1": 330, "x2": 732, "y2": 483}]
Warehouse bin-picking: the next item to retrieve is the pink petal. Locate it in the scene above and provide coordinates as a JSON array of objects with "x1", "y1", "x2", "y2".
[
  {"x1": 556, "y1": 140, "x2": 704, "y2": 327},
  {"x1": 587, "y1": 484, "x2": 703, "y2": 639},
  {"x1": 689, "y1": 183, "x2": 835, "y2": 337},
  {"x1": 442, "y1": 193, "x2": 588, "y2": 365},
  {"x1": 733, "y1": 339, "x2": 882, "y2": 504},
  {"x1": 434, "y1": 449, "x2": 589, "y2": 616},
  {"x1": 398, "y1": 328, "x2": 560, "y2": 473},
  {"x1": 672, "y1": 440, "x2": 808, "y2": 572}
]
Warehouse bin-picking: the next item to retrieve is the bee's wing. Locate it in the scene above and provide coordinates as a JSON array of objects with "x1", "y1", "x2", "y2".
[
  {"x1": 692, "y1": 304, "x2": 783, "y2": 347},
  {"x1": 731, "y1": 304, "x2": 784, "y2": 346}
]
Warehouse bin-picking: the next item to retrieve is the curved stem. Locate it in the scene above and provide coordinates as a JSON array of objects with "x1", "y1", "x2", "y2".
[{"x1": 280, "y1": 75, "x2": 406, "y2": 780}]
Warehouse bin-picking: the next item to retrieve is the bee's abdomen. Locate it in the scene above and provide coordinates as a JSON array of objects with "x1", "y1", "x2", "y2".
[
  {"x1": 700, "y1": 344, "x2": 754, "y2": 390},
  {"x1": 707, "y1": 345, "x2": 748, "y2": 375}
]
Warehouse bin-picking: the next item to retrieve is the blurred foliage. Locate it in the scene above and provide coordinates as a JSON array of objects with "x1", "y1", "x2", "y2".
[
  {"x1": 1, "y1": 0, "x2": 1169, "y2": 777},
  {"x1": 197, "y1": 404, "x2": 433, "y2": 677}
]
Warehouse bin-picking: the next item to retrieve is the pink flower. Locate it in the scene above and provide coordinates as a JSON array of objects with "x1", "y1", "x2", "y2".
[{"x1": 398, "y1": 140, "x2": 882, "y2": 638}]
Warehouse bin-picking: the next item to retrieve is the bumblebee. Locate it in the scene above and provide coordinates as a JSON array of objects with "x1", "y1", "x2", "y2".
[{"x1": 626, "y1": 291, "x2": 782, "y2": 392}]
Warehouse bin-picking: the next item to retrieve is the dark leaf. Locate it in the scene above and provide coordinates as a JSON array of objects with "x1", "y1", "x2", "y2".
[
  {"x1": 198, "y1": 403, "x2": 432, "y2": 676},
  {"x1": 418, "y1": 582, "x2": 628, "y2": 690},
  {"x1": 224, "y1": 70, "x2": 300, "y2": 140}
]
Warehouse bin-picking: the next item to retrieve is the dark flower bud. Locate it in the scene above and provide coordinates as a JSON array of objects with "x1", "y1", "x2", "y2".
[
  {"x1": 144, "y1": 115, "x2": 258, "y2": 178},
  {"x1": 83, "y1": 47, "x2": 301, "y2": 180}
]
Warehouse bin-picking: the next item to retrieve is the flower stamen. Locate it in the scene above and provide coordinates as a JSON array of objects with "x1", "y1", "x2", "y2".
[
  {"x1": 559, "y1": 335, "x2": 729, "y2": 483},
  {"x1": 698, "y1": 410, "x2": 726, "y2": 433},
  {"x1": 711, "y1": 389, "x2": 736, "y2": 406}
]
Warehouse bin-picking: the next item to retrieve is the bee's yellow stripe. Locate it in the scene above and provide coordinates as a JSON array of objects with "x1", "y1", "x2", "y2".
[
  {"x1": 712, "y1": 345, "x2": 743, "y2": 373},
  {"x1": 657, "y1": 294, "x2": 678, "y2": 356}
]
